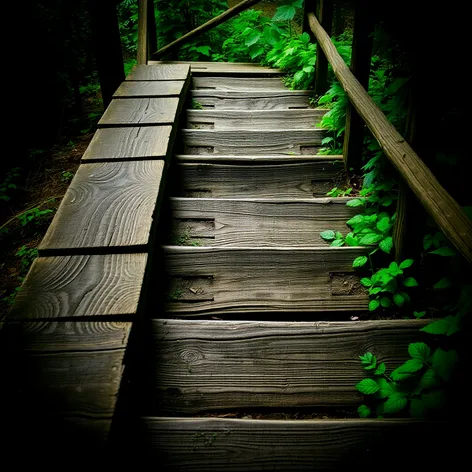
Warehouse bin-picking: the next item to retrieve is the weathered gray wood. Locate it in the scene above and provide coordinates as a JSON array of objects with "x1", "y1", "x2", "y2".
[
  {"x1": 171, "y1": 161, "x2": 343, "y2": 198},
  {"x1": 148, "y1": 61, "x2": 281, "y2": 75},
  {"x1": 8, "y1": 254, "x2": 147, "y2": 320},
  {"x1": 113, "y1": 81, "x2": 186, "y2": 98},
  {"x1": 168, "y1": 197, "x2": 355, "y2": 246},
  {"x1": 135, "y1": 417, "x2": 451, "y2": 469},
  {"x1": 183, "y1": 130, "x2": 325, "y2": 155},
  {"x1": 81, "y1": 126, "x2": 172, "y2": 161},
  {"x1": 161, "y1": 247, "x2": 368, "y2": 315},
  {"x1": 39, "y1": 161, "x2": 164, "y2": 253},
  {"x1": 186, "y1": 109, "x2": 326, "y2": 130},
  {"x1": 127, "y1": 64, "x2": 190, "y2": 81},
  {"x1": 191, "y1": 90, "x2": 312, "y2": 110},
  {"x1": 175, "y1": 155, "x2": 343, "y2": 164},
  {"x1": 148, "y1": 319, "x2": 425, "y2": 412},
  {"x1": 137, "y1": 0, "x2": 148, "y2": 64},
  {"x1": 192, "y1": 76, "x2": 286, "y2": 90},
  {"x1": 2, "y1": 321, "x2": 131, "y2": 352},
  {"x1": 308, "y1": 12, "x2": 472, "y2": 263},
  {"x1": 98, "y1": 98, "x2": 180, "y2": 127}
]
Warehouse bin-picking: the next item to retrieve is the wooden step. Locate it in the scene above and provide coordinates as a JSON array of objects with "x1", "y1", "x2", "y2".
[
  {"x1": 130, "y1": 417, "x2": 453, "y2": 469},
  {"x1": 166, "y1": 197, "x2": 354, "y2": 247},
  {"x1": 186, "y1": 109, "x2": 326, "y2": 130},
  {"x1": 145, "y1": 319, "x2": 425, "y2": 413},
  {"x1": 191, "y1": 90, "x2": 312, "y2": 110},
  {"x1": 192, "y1": 76, "x2": 286, "y2": 90},
  {"x1": 182, "y1": 129, "x2": 325, "y2": 155},
  {"x1": 159, "y1": 247, "x2": 369, "y2": 316},
  {"x1": 170, "y1": 159, "x2": 344, "y2": 198}
]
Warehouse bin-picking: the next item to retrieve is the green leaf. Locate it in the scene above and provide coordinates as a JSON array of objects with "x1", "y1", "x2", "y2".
[
  {"x1": 399, "y1": 259, "x2": 414, "y2": 269},
  {"x1": 345, "y1": 233, "x2": 359, "y2": 246},
  {"x1": 420, "y1": 316, "x2": 460, "y2": 336},
  {"x1": 330, "y1": 239, "x2": 345, "y2": 247},
  {"x1": 320, "y1": 230, "x2": 335, "y2": 241},
  {"x1": 391, "y1": 359, "x2": 423, "y2": 380},
  {"x1": 393, "y1": 293, "x2": 405, "y2": 307},
  {"x1": 419, "y1": 368, "x2": 439, "y2": 389},
  {"x1": 402, "y1": 277, "x2": 418, "y2": 287},
  {"x1": 376, "y1": 378, "x2": 390, "y2": 398},
  {"x1": 272, "y1": 5, "x2": 297, "y2": 21},
  {"x1": 196, "y1": 45, "x2": 211, "y2": 56},
  {"x1": 346, "y1": 215, "x2": 364, "y2": 226},
  {"x1": 422, "y1": 390, "x2": 445, "y2": 409},
  {"x1": 376, "y1": 217, "x2": 390, "y2": 232},
  {"x1": 369, "y1": 299, "x2": 380, "y2": 311},
  {"x1": 353, "y1": 256, "x2": 368, "y2": 268},
  {"x1": 375, "y1": 362, "x2": 386, "y2": 376},
  {"x1": 379, "y1": 237, "x2": 393, "y2": 254},
  {"x1": 431, "y1": 348, "x2": 458, "y2": 382},
  {"x1": 360, "y1": 277, "x2": 372, "y2": 287},
  {"x1": 249, "y1": 45, "x2": 265, "y2": 59},
  {"x1": 356, "y1": 378, "x2": 380, "y2": 395},
  {"x1": 409, "y1": 399, "x2": 426, "y2": 418},
  {"x1": 245, "y1": 33, "x2": 261, "y2": 47},
  {"x1": 383, "y1": 393, "x2": 408, "y2": 414},
  {"x1": 359, "y1": 233, "x2": 383, "y2": 245},
  {"x1": 433, "y1": 277, "x2": 452, "y2": 289},
  {"x1": 346, "y1": 198, "x2": 365, "y2": 208},
  {"x1": 408, "y1": 343, "x2": 431, "y2": 362},
  {"x1": 430, "y1": 246, "x2": 456, "y2": 257},
  {"x1": 357, "y1": 404, "x2": 371, "y2": 418},
  {"x1": 359, "y1": 352, "x2": 376, "y2": 368},
  {"x1": 413, "y1": 311, "x2": 426, "y2": 319},
  {"x1": 380, "y1": 297, "x2": 391, "y2": 308}
]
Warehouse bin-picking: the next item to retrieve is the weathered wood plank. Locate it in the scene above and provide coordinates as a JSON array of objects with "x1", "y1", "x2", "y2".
[
  {"x1": 171, "y1": 161, "x2": 343, "y2": 198},
  {"x1": 308, "y1": 12, "x2": 472, "y2": 263},
  {"x1": 39, "y1": 161, "x2": 164, "y2": 253},
  {"x1": 98, "y1": 98, "x2": 180, "y2": 127},
  {"x1": 134, "y1": 417, "x2": 452, "y2": 469},
  {"x1": 192, "y1": 76, "x2": 286, "y2": 90},
  {"x1": 81, "y1": 126, "x2": 172, "y2": 161},
  {"x1": 191, "y1": 90, "x2": 312, "y2": 110},
  {"x1": 161, "y1": 247, "x2": 368, "y2": 315},
  {"x1": 137, "y1": 0, "x2": 148, "y2": 64},
  {"x1": 186, "y1": 109, "x2": 326, "y2": 130},
  {"x1": 167, "y1": 197, "x2": 355, "y2": 246},
  {"x1": 113, "y1": 81, "x2": 186, "y2": 98},
  {"x1": 2, "y1": 321, "x2": 131, "y2": 351},
  {"x1": 149, "y1": 319, "x2": 425, "y2": 412},
  {"x1": 148, "y1": 60, "x2": 282, "y2": 75},
  {"x1": 126, "y1": 64, "x2": 190, "y2": 80},
  {"x1": 175, "y1": 155, "x2": 343, "y2": 164},
  {"x1": 8, "y1": 254, "x2": 147, "y2": 320},
  {"x1": 183, "y1": 129, "x2": 325, "y2": 155}
]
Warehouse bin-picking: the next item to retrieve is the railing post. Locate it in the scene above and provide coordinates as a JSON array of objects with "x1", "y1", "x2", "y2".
[
  {"x1": 88, "y1": 0, "x2": 125, "y2": 109},
  {"x1": 313, "y1": 0, "x2": 333, "y2": 98},
  {"x1": 342, "y1": 0, "x2": 373, "y2": 171},
  {"x1": 137, "y1": 0, "x2": 149, "y2": 64},
  {"x1": 147, "y1": 0, "x2": 157, "y2": 60},
  {"x1": 303, "y1": 0, "x2": 318, "y2": 43}
]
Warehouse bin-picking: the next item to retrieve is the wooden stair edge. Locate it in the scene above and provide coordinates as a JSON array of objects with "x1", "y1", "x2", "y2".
[{"x1": 174, "y1": 154, "x2": 343, "y2": 162}]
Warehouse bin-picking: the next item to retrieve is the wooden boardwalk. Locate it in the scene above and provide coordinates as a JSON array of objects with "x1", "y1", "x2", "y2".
[{"x1": 1, "y1": 61, "x2": 453, "y2": 466}]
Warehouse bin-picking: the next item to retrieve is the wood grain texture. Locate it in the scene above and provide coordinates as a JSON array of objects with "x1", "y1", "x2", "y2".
[
  {"x1": 171, "y1": 161, "x2": 343, "y2": 198},
  {"x1": 8, "y1": 254, "x2": 147, "y2": 320},
  {"x1": 186, "y1": 109, "x2": 326, "y2": 130},
  {"x1": 148, "y1": 60, "x2": 282, "y2": 75},
  {"x1": 135, "y1": 417, "x2": 453, "y2": 470},
  {"x1": 183, "y1": 129, "x2": 325, "y2": 154},
  {"x1": 98, "y1": 98, "x2": 180, "y2": 127},
  {"x1": 137, "y1": 0, "x2": 148, "y2": 64},
  {"x1": 192, "y1": 76, "x2": 286, "y2": 90},
  {"x1": 191, "y1": 90, "x2": 311, "y2": 110},
  {"x1": 149, "y1": 319, "x2": 425, "y2": 412},
  {"x1": 175, "y1": 155, "x2": 343, "y2": 164},
  {"x1": 308, "y1": 12, "x2": 472, "y2": 263},
  {"x1": 2, "y1": 321, "x2": 131, "y2": 352},
  {"x1": 126, "y1": 64, "x2": 190, "y2": 80},
  {"x1": 113, "y1": 80, "x2": 186, "y2": 98},
  {"x1": 168, "y1": 197, "x2": 355, "y2": 246},
  {"x1": 39, "y1": 161, "x2": 164, "y2": 253},
  {"x1": 81, "y1": 126, "x2": 172, "y2": 161},
  {"x1": 161, "y1": 247, "x2": 369, "y2": 315}
]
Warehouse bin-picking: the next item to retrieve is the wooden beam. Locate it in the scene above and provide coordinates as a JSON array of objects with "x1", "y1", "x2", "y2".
[
  {"x1": 152, "y1": 0, "x2": 264, "y2": 60},
  {"x1": 313, "y1": 0, "x2": 333, "y2": 97},
  {"x1": 137, "y1": 0, "x2": 148, "y2": 64},
  {"x1": 307, "y1": 12, "x2": 472, "y2": 264},
  {"x1": 147, "y1": 0, "x2": 157, "y2": 60},
  {"x1": 342, "y1": 0, "x2": 373, "y2": 171}
]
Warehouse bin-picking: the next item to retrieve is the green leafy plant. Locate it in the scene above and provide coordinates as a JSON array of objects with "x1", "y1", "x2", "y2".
[
  {"x1": 191, "y1": 99, "x2": 203, "y2": 110},
  {"x1": 17, "y1": 207, "x2": 53, "y2": 227},
  {"x1": 61, "y1": 171, "x2": 74, "y2": 183},
  {"x1": 16, "y1": 246, "x2": 38, "y2": 272},
  {"x1": 326, "y1": 187, "x2": 352, "y2": 197},
  {"x1": 0, "y1": 167, "x2": 21, "y2": 202}
]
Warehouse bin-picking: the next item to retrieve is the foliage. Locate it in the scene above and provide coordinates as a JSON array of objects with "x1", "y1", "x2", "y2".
[
  {"x1": 0, "y1": 168, "x2": 21, "y2": 202},
  {"x1": 17, "y1": 208, "x2": 53, "y2": 227},
  {"x1": 326, "y1": 187, "x2": 352, "y2": 198},
  {"x1": 16, "y1": 246, "x2": 39, "y2": 273},
  {"x1": 61, "y1": 171, "x2": 74, "y2": 183}
]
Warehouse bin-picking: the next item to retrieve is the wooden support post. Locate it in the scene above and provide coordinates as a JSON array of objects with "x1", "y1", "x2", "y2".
[
  {"x1": 302, "y1": 0, "x2": 318, "y2": 43},
  {"x1": 89, "y1": 0, "x2": 125, "y2": 109},
  {"x1": 342, "y1": 0, "x2": 373, "y2": 171},
  {"x1": 147, "y1": 0, "x2": 157, "y2": 61},
  {"x1": 137, "y1": 0, "x2": 148, "y2": 65},
  {"x1": 314, "y1": 0, "x2": 334, "y2": 98}
]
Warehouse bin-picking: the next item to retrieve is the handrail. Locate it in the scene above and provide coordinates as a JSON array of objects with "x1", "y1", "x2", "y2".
[{"x1": 307, "y1": 11, "x2": 472, "y2": 264}]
